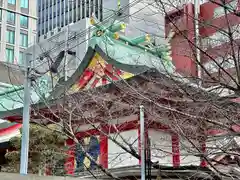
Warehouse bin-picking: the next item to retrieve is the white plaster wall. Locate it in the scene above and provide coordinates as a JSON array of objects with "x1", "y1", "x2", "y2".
[
  {"x1": 206, "y1": 136, "x2": 234, "y2": 159},
  {"x1": 108, "y1": 129, "x2": 139, "y2": 168},
  {"x1": 149, "y1": 130, "x2": 172, "y2": 166},
  {"x1": 180, "y1": 138, "x2": 201, "y2": 166}
]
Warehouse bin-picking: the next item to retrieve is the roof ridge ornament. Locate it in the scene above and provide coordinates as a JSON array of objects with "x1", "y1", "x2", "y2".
[{"x1": 89, "y1": 15, "x2": 173, "y2": 68}]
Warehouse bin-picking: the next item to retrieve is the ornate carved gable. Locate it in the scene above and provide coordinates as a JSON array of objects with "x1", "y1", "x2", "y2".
[{"x1": 70, "y1": 52, "x2": 134, "y2": 93}]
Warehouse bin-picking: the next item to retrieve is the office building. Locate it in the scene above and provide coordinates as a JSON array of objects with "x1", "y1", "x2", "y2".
[
  {"x1": 0, "y1": 0, "x2": 37, "y2": 65},
  {"x1": 37, "y1": 0, "x2": 164, "y2": 41},
  {"x1": 37, "y1": 0, "x2": 103, "y2": 40}
]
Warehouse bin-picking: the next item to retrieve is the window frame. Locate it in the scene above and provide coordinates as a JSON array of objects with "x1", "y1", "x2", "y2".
[
  {"x1": 20, "y1": 0, "x2": 29, "y2": 8},
  {"x1": 20, "y1": 33, "x2": 28, "y2": 47},
  {"x1": 0, "y1": 9, "x2": 2, "y2": 21},
  {"x1": 7, "y1": 11, "x2": 16, "y2": 24},
  {"x1": 19, "y1": 51, "x2": 24, "y2": 65},
  {"x1": 6, "y1": 48, "x2": 14, "y2": 63},
  {"x1": 8, "y1": 0, "x2": 16, "y2": 5},
  {"x1": 20, "y1": 15, "x2": 28, "y2": 28},
  {"x1": 6, "y1": 30, "x2": 15, "y2": 44}
]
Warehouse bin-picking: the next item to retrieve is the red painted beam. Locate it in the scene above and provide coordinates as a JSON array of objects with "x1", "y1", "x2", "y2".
[
  {"x1": 100, "y1": 124, "x2": 108, "y2": 168},
  {"x1": 200, "y1": 140, "x2": 207, "y2": 167},
  {"x1": 206, "y1": 124, "x2": 240, "y2": 136},
  {"x1": 78, "y1": 69, "x2": 94, "y2": 89},
  {"x1": 91, "y1": 78, "x2": 100, "y2": 88},
  {"x1": 172, "y1": 133, "x2": 180, "y2": 167},
  {"x1": 102, "y1": 78, "x2": 107, "y2": 85},
  {"x1": 104, "y1": 69, "x2": 119, "y2": 81},
  {"x1": 75, "y1": 120, "x2": 140, "y2": 138},
  {"x1": 0, "y1": 124, "x2": 22, "y2": 136}
]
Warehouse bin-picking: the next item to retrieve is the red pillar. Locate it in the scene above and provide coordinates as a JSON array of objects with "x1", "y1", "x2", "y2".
[
  {"x1": 200, "y1": 140, "x2": 207, "y2": 167},
  {"x1": 100, "y1": 125, "x2": 108, "y2": 168},
  {"x1": 172, "y1": 133, "x2": 180, "y2": 167},
  {"x1": 65, "y1": 139, "x2": 75, "y2": 175}
]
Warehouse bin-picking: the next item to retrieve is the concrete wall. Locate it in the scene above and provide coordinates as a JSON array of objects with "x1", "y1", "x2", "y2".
[
  {"x1": 180, "y1": 137, "x2": 201, "y2": 166},
  {"x1": 150, "y1": 130, "x2": 201, "y2": 166},
  {"x1": 108, "y1": 129, "x2": 139, "y2": 168},
  {"x1": 0, "y1": 63, "x2": 24, "y2": 85},
  {"x1": 149, "y1": 130, "x2": 172, "y2": 166},
  {"x1": 25, "y1": 19, "x2": 91, "y2": 94},
  {"x1": 26, "y1": 19, "x2": 91, "y2": 74},
  {"x1": 103, "y1": 0, "x2": 166, "y2": 45}
]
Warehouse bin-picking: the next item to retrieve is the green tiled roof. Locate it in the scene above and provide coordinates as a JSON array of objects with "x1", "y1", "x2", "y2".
[
  {"x1": 0, "y1": 17, "x2": 174, "y2": 117},
  {"x1": 0, "y1": 85, "x2": 39, "y2": 113}
]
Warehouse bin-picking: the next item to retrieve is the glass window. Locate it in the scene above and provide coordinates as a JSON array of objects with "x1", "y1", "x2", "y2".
[
  {"x1": 6, "y1": 48, "x2": 14, "y2": 63},
  {"x1": 20, "y1": 33, "x2": 28, "y2": 47},
  {"x1": 7, "y1": 11, "x2": 15, "y2": 24},
  {"x1": 69, "y1": 10, "x2": 72, "y2": 23},
  {"x1": 6, "y1": 30, "x2": 15, "y2": 44},
  {"x1": 20, "y1": 15, "x2": 28, "y2": 28},
  {"x1": 8, "y1": 0, "x2": 16, "y2": 4},
  {"x1": 19, "y1": 52, "x2": 24, "y2": 65},
  {"x1": 0, "y1": 9, "x2": 2, "y2": 21},
  {"x1": 20, "y1": 0, "x2": 28, "y2": 8}
]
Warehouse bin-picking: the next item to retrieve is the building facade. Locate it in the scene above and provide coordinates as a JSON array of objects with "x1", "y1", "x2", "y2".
[
  {"x1": 200, "y1": 0, "x2": 240, "y2": 87},
  {"x1": 37, "y1": 0, "x2": 165, "y2": 41},
  {"x1": 37, "y1": 0, "x2": 103, "y2": 40},
  {"x1": 165, "y1": 1, "x2": 240, "y2": 91},
  {"x1": 0, "y1": 0, "x2": 37, "y2": 66}
]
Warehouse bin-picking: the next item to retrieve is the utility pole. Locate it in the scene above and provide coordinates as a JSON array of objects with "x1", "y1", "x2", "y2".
[
  {"x1": 140, "y1": 105, "x2": 145, "y2": 180},
  {"x1": 64, "y1": 0, "x2": 71, "y2": 81},
  {"x1": 64, "y1": 25, "x2": 69, "y2": 81},
  {"x1": 194, "y1": 0, "x2": 201, "y2": 86},
  {"x1": 20, "y1": 53, "x2": 32, "y2": 175}
]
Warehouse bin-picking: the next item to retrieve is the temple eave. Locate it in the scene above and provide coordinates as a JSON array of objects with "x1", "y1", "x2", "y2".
[{"x1": 2, "y1": 70, "x2": 239, "y2": 127}]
